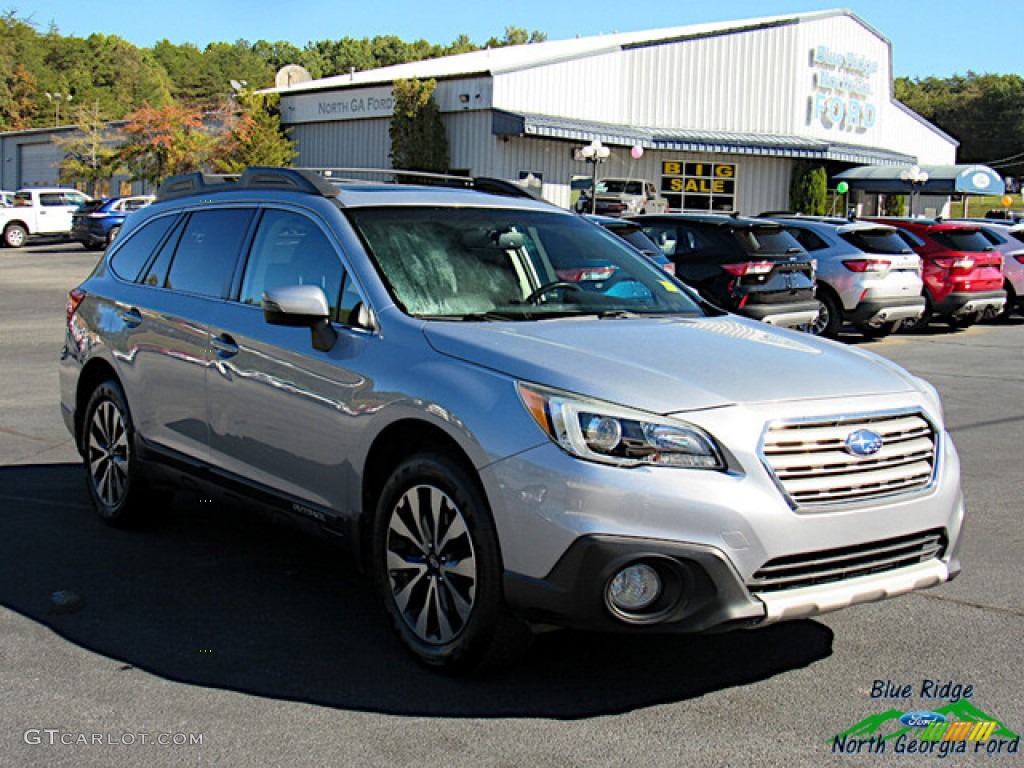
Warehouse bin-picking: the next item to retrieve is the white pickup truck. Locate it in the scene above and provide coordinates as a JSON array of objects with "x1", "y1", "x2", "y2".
[
  {"x1": 1, "y1": 188, "x2": 93, "y2": 247},
  {"x1": 589, "y1": 178, "x2": 669, "y2": 217}
]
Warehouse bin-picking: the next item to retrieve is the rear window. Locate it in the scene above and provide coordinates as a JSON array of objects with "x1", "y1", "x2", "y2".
[
  {"x1": 77, "y1": 201, "x2": 106, "y2": 215},
  {"x1": 731, "y1": 225, "x2": 804, "y2": 256},
  {"x1": 930, "y1": 229, "x2": 994, "y2": 252},
  {"x1": 605, "y1": 224, "x2": 662, "y2": 255},
  {"x1": 839, "y1": 229, "x2": 913, "y2": 255}
]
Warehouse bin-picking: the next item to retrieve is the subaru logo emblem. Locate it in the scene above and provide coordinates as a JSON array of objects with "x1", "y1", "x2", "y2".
[{"x1": 845, "y1": 429, "x2": 883, "y2": 457}]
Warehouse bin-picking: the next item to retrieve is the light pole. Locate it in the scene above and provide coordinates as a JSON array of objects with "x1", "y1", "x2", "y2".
[
  {"x1": 45, "y1": 92, "x2": 72, "y2": 127},
  {"x1": 580, "y1": 139, "x2": 611, "y2": 214},
  {"x1": 900, "y1": 165, "x2": 929, "y2": 217}
]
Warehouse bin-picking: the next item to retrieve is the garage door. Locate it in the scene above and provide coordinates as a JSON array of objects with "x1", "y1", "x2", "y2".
[{"x1": 17, "y1": 143, "x2": 59, "y2": 187}]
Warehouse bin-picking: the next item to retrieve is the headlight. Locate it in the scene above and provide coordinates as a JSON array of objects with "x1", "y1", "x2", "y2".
[{"x1": 517, "y1": 382, "x2": 724, "y2": 469}]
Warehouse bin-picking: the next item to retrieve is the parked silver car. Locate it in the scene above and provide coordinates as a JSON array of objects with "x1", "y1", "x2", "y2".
[
  {"x1": 60, "y1": 168, "x2": 964, "y2": 672},
  {"x1": 768, "y1": 216, "x2": 926, "y2": 338}
]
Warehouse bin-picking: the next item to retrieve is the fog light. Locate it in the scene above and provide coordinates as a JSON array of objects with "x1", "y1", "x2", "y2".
[{"x1": 607, "y1": 563, "x2": 661, "y2": 613}]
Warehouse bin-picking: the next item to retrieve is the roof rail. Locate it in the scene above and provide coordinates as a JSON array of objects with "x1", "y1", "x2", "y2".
[
  {"x1": 155, "y1": 166, "x2": 551, "y2": 204},
  {"x1": 155, "y1": 167, "x2": 339, "y2": 202},
  {"x1": 298, "y1": 167, "x2": 549, "y2": 202},
  {"x1": 155, "y1": 172, "x2": 237, "y2": 201}
]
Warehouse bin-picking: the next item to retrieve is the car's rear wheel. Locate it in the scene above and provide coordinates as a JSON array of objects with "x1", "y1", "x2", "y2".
[
  {"x1": 3, "y1": 223, "x2": 27, "y2": 248},
  {"x1": 372, "y1": 453, "x2": 531, "y2": 672},
  {"x1": 805, "y1": 290, "x2": 842, "y2": 338},
  {"x1": 901, "y1": 294, "x2": 933, "y2": 332},
  {"x1": 992, "y1": 282, "x2": 1016, "y2": 323},
  {"x1": 857, "y1": 320, "x2": 901, "y2": 339},
  {"x1": 948, "y1": 312, "x2": 980, "y2": 330},
  {"x1": 81, "y1": 379, "x2": 152, "y2": 526}
]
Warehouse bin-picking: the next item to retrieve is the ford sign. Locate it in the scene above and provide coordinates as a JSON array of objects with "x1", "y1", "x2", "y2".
[
  {"x1": 899, "y1": 711, "x2": 947, "y2": 728},
  {"x1": 845, "y1": 429, "x2": 884, "y2": 457}
]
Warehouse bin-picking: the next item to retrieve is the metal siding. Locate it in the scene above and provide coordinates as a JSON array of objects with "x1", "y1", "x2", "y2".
[{"x1": 290, "y1": 120, "x2": 391, "y2": 168}]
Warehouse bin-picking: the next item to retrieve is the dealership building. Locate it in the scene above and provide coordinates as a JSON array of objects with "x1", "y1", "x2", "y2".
[{"x1": 269, "y1": 9, "x2": 960, "y2": 215}]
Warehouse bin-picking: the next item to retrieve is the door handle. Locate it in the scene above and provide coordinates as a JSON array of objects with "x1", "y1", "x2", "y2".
[
  {"x1": 211, "y1": 334, "x2": 239, "y2": 359},
  {"x1": 117, "y1": 306, "x2": 142, "y2": 327}
]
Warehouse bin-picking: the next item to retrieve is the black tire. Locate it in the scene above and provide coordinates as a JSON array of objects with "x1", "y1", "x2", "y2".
[
  {"x1": 806, "y1": 290, "x2": 843, "y2": 338},
  {"x1": 992, "y1": 282, "x2": 1016, "y2": 323},
  {"x1": 901, "y1": 294, "x2": 933, "y2": 332},
  {"x1": 857, "y1": 320, "x2": 901, "y2": 339},
  {"x1": 3, "y1": 223, "x2": 27, "y2": 248},
  {"x1": 81, "y1": 379, "x2": 152, "y2": 526},
  {"x1": 948, "y1": 312, "x2": 980, "y2": 330},
  {"x1": 372, "y1": 453, "x2": 532, "y2": 672}
]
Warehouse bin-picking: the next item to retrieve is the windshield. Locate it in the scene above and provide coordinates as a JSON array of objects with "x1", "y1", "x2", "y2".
[
  {"x1": 598, "y1": 180, "x2": 643, "y2": 195},
  {"x1": 348, "y1": 207, "x2": 703, "y2": 320}
]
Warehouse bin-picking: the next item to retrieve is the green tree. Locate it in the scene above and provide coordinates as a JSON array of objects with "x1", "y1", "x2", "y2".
[
  {"x1": 212, "y1": 91, "x2": 297, "y2": 173},
  {"x1": 790, "y1": 162, "x2": 827, "y2": 214},
  {"x1": 54, "y1": 102, "x2": 122, "y2": 195},
  {"x1": 389, "y1": 78, "x2": 449, "y2": 174}
]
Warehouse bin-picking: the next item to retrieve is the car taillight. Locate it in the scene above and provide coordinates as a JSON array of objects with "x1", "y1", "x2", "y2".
[
  {"x1": 722, "y1": 261, "x2": 774, "y2": 276},
  {"x1": 66, "y1": 288, "x2": 86, "y2": 325},
  {"x1": 842, "y1": 259, "x2": 892, "y2": 273},
  {"x1": 933, "y1": 257, "x2": 975, "y2": 269},
  {"x1": 1014, "y1": 254, "x2": 1024, "y2": 265}
]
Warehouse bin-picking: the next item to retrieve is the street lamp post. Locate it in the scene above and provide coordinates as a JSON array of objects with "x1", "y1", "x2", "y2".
[
  {"x1": 900, "y1": 165, "x2": 929, "y2": 217},
  {"x1": 45, "y1": 92, "x2": 72, "y2": 127},
  {"x1": 580, "y1": 139, "x2": 611, "y2": 214}
]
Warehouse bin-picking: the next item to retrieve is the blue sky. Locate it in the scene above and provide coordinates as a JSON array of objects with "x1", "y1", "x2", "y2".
[{"x1": 14, "y1": 0, "x2": 1022, "y2": 79}]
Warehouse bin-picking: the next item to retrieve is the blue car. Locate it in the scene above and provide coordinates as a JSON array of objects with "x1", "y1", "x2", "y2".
[{"x1": 71, "y1": 195, "x2": 153, "y2": 249}]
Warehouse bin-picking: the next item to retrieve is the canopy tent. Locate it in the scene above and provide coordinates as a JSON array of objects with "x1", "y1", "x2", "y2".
[{"x1": 833, "y1": 164, "x2": 1006, "y2": 196}]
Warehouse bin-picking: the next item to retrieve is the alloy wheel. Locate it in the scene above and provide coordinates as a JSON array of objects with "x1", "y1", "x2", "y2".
[
  {"x1": 86, "y1": 400, "x2": 130, "y2": 508},
  {"x1": 385, "y1": 484, "x2": 477, "y2": 645}
]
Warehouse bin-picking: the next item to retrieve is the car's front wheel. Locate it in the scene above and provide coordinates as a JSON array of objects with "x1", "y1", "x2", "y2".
[
  {"x1": 372, "y1": 453, "x2": 531, "y2": 672},
  {"x1": 3, "y1": 223, "x2": 27, "y2": 248},
  {"x1": 81, "y1": 379, "x2": 153, "y2": 526}
]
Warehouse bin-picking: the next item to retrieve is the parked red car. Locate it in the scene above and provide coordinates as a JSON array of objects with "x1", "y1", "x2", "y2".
[{"x1": 866, "y1": 218, "x2": 1006, "y2": 329}]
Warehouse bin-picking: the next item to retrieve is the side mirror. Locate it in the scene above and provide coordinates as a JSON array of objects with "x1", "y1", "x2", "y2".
[{"x1": 262, "y1": 285, "x2": 338, "y2": 352}]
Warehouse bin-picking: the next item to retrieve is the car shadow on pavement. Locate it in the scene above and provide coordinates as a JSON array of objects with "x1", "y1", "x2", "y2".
[{"x1": 0, "y1": 463, "x2": 834, "y2": 720}]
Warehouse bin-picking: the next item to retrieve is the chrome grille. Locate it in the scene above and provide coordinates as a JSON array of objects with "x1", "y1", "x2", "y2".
[
  {"x1": 749, "y1": 529, "x2": 947, "y2": 592},
  {"x1": 761, "y1": 411, "x2": 936, "y2": 508}
]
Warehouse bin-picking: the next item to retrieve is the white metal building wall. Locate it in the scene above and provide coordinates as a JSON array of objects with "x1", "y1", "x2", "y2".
[{"x1": 290, "y1": 119, "x2": 391, "y2": 169}]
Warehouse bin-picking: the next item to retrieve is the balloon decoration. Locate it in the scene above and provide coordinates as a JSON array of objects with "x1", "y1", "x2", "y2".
[
  {"x1": 630, "y1": 145, "x2": 644, "y2": 160},
  {"x1": 836, "y1": 181, "x2": 849, "y2": 195}
]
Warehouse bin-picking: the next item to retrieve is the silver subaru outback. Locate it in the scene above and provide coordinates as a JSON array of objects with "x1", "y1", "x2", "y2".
[{"x1": 59, "y1": 168, "x2": 964, "y2": 672}]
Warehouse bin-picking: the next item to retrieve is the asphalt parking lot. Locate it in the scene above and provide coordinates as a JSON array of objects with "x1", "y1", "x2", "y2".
[{"x1": 1, "y1": 242, "x2": 1022, "y2": 767}]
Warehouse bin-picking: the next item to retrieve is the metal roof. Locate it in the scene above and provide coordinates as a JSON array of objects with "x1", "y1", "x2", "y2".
[
  {"x1": 493, "y1": 112, "x2": 917, "y2": 165},
  {"x1": 834, "y1": 165, "x2": 1007, "y2": 195},
  {"x1": 264, "y1": 9, "x2": 862, "y2": 95}
]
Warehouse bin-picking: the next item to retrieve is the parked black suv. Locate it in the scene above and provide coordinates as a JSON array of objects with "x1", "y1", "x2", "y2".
[{"x1": 629, "y1": 213, "x2": 820, "y2": 328}]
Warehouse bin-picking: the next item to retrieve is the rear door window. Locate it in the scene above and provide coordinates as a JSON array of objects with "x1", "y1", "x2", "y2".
[
  {"x1": 110, "y1": 215, "x2": 179, "y2": 282},
  {"x1": 164, "y1": 209, "x2": 255, "y2": 297}
]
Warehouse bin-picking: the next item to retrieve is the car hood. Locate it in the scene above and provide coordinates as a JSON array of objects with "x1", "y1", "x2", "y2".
[{"x1": 422, "y1": 315, "x2": 917, "y2": 414}]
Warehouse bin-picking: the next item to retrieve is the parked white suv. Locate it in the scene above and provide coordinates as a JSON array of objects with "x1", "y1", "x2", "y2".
[
  {"x1": 60, "y1": 167, "x2": 964, "y2": 672},
  {"x1": 768, "y1": 215, "x2": 927, "y2": 338},
  {"x1": 1, "y1": 187, "x2": 92, "y2": 247}
]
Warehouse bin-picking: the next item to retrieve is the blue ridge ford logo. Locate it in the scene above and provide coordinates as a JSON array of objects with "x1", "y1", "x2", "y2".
[
  {"x1": 899, "y1": 711, "x2": 947, "y2": 728},
  {"x1": 845, "y1": 429, "x2": 884, "y2": 457}
]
